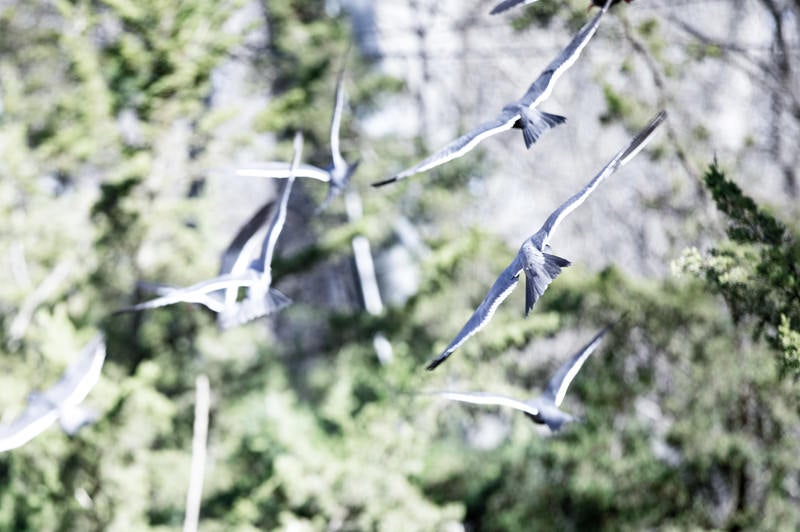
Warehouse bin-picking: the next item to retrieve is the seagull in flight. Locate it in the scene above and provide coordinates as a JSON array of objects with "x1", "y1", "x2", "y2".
[
  {"x1": 116, "y1": 133, "x2": 305, "y2": 326},
  {"x1": 490, "y1": 0, "x2": 631, "y2": 15},
  {"x1": 216, "y1": 132, "x2": 304, "y2": 329},
  {"x1": 237, "y1": 52, "x2": 359, "y2": 212},
  {"x1": 432, "y1": 325, "x2": 609, "y2": 432},
  {"x1": 425, "y1": 110, "x2": 666, "y2": 370},
  {"x1": 0, "y1": 334, "x2": 106, "y2": 452},
  {"x1": 373, "y1": 1, "x2": 611, "y2": 187}
]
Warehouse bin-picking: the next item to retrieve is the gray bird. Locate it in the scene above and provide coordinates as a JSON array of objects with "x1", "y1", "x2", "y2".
[
  {"x1": 0, "y1": 334, "x2": 106, "y2": 452},
  {"x1": 425, "y1": 110, "x2": 665, "y2": 370},
  {"x1": 373, "y1": 0, "x2": 612, "y2": 187},
  {"x1": 117, "y1": 133, "x2": 305, "y2": 326},
  {"x1": 127, "y1": 201, "x2": 278, "y2": 318},
  {"x1": 237, "y1": 52, "x2": 359, "y2": 212},
  {"x1": 432, "y1": 325, "x2": 609, "y2": 432}
]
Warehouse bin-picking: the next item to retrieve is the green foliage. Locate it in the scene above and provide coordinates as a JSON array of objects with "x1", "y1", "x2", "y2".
[
  {"x1": 2, "y1": 2, "x2": 799, "y2": 531},
  {"x1": 678, "y1": 161, "x2": 800, "y2": 378}
]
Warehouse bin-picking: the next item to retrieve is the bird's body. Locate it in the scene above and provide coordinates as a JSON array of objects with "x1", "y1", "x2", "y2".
[
  {"x1": 117, "y1": 134, "x2": 305, "y2": 327},
  {"x1": 425, "y1": 110, "x2": 666, "y2": 370},
  {"x1": 237, "y1": 53, "x2": 358, "y2": 212},
  {"x1": 0, "y1": 335, "x2": 106, "y2": 452},
  {"x1": 374, "y1": 2, "x2": 611, "y2": 187},
  {"x1": 432, "y1": 326, "x2": 610, "y2": 432}
]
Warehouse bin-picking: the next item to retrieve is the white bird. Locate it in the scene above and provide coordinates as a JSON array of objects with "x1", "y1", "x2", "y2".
[
  {"x1": 237, "y1": 52, "x2": 359, "y2": 212},
  {"x1": 373, "y1": 0, "x2": 612, "y2": 187},
  {"x1": 432, "y1": 325, "x2": 609, "y2": 432},
  {"x1": 0, "y1": 334, "x2": 106, "y2": 452},
  {"x1": 117, "y1": 133, "x2": 305, "y2": 327},
  {"x1": 425, "y1": 110, "x2": 666, "y2": 370},
  {"x1": 216, "y1": 132, "x2": 304, "y2": 329}
]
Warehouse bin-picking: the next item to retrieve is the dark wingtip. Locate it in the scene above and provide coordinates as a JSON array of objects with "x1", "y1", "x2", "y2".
[
  {"x1": 372, "y1": 175, "x2": 398, "y2": 187},
  {"x1": 425, "y1": 353, "x2": 447, "y2": 371}
]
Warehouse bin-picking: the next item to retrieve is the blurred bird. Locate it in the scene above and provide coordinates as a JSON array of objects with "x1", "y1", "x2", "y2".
[
  {"x1": 116, "y1": 133, "x2": 305, "y2": 327},
  {"x1": 373, "y1": 1, "x2": 611, "y2": 187},
  {"x1": 0, "y1": 335, "x2": 106, "y2": 452},
  {"x1": 236, "y1": 50, "x2": 359, "y2": 212},
  {"x1": 425, "y1": 110, "x2": 666, "y2": 370},
  {"x1": 431, "y1": 325, "x2": 609, "y2": 432},
  {"x1": 490, "y1": 0, "x2": 631, "y2": 15},
  {"x1": 216, "y1": 132, "x2": 304, "y2": 329}
]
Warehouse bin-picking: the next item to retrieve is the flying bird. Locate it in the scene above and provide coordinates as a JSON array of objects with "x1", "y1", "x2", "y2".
[
  {"x1": 373, "y1": 1, "x2": 611, "y2": 187},
  {"x1": 116, "y1": 133, "x2": 305, "y2": 326},
  {"x1": 216, "y1": 132, "x2": 304, "y2": 329},
  {"x1": 0, "y1": 335, "x2": 106, "y2": 452},
  {"x1": 425, "y1": 110, "x2": 666, "y2": 370},
  {"x1": 432, "y1": 325, "x2": 609, "y2": 432},
  {"x1": 490, "y1": 0, "x2": 631, "y2": 15},
  {"x1": 236, "y1": 51, "x2": 359, "y2": 212}
]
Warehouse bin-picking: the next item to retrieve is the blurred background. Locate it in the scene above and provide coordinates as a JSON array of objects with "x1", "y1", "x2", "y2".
[{"x1": 1, "y1": 0, "x2": 799, "y2": 529}]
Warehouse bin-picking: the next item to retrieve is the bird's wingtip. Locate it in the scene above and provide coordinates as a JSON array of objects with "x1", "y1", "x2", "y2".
[
  {"x1": 425, "y1": 355, "x2": 445, "y2": 371},
  {"x1": 372, "y1": 175, "x2": 399, "y2": 187}
]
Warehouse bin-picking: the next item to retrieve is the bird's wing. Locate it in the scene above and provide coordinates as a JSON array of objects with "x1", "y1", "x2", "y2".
[
  {"x1": 0, "y1": 400, "x2": 58, "y2": 452},
  {"x1": 432, "y1": 391, "x2": 540, "y2": 417},
  {"x1": 115, "y1": 273, "x2": 260, "y2": 314},
  {"x1": 330, "y1": 48, "x2": 349, "y2": 171},
  {"x1": 254, "y1": 132, "x2": 302, "y2": 275},
  {"x1": 517, "y1": 1, "x2": 610, "y2": 110},
  {"x1": 44, "y1": 334, "x2": 107, "y2": 408},
  {"x1": 236, "y1": 162, "x2": 330, "y2": 182},
  {"x1": 373, "y1": 112, "x2": 518, "y2": 186},
  {"x1": 219, "y1": 201, "x2": 275, "y2": 276},
  {"x1": 542, "y1": 326, "x2": 609, "y2": 407},
  {"x1": 426, "y1": 256, "x2": 524, "y2": 370},
  {"x1": 535, "y1": 110, "x2": 666, "y2": 249},
  {"x1": 490, "y1": 0, "x2": 538, "y2": 15}
]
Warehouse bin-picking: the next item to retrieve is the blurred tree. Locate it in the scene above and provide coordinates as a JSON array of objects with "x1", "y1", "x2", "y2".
[{"x1": 1, "y1": 1, "x2": 799, "y2": 531}]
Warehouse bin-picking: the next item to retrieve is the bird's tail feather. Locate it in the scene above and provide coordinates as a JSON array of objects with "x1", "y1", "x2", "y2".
[
  {"x1": 524, "y1": 253, "x2": 571, "y2": 316},
  {"x1": 218, "y1": 288, "x2": 292, "y2": 330},
  {"x1": 521, "y1": 110, "x2": 567, "y2": 149}
]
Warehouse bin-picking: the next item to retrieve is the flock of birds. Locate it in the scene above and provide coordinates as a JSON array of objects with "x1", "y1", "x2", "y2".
[{"x1": 1, "y1": 0, "x2": 660, "y2": 452}]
